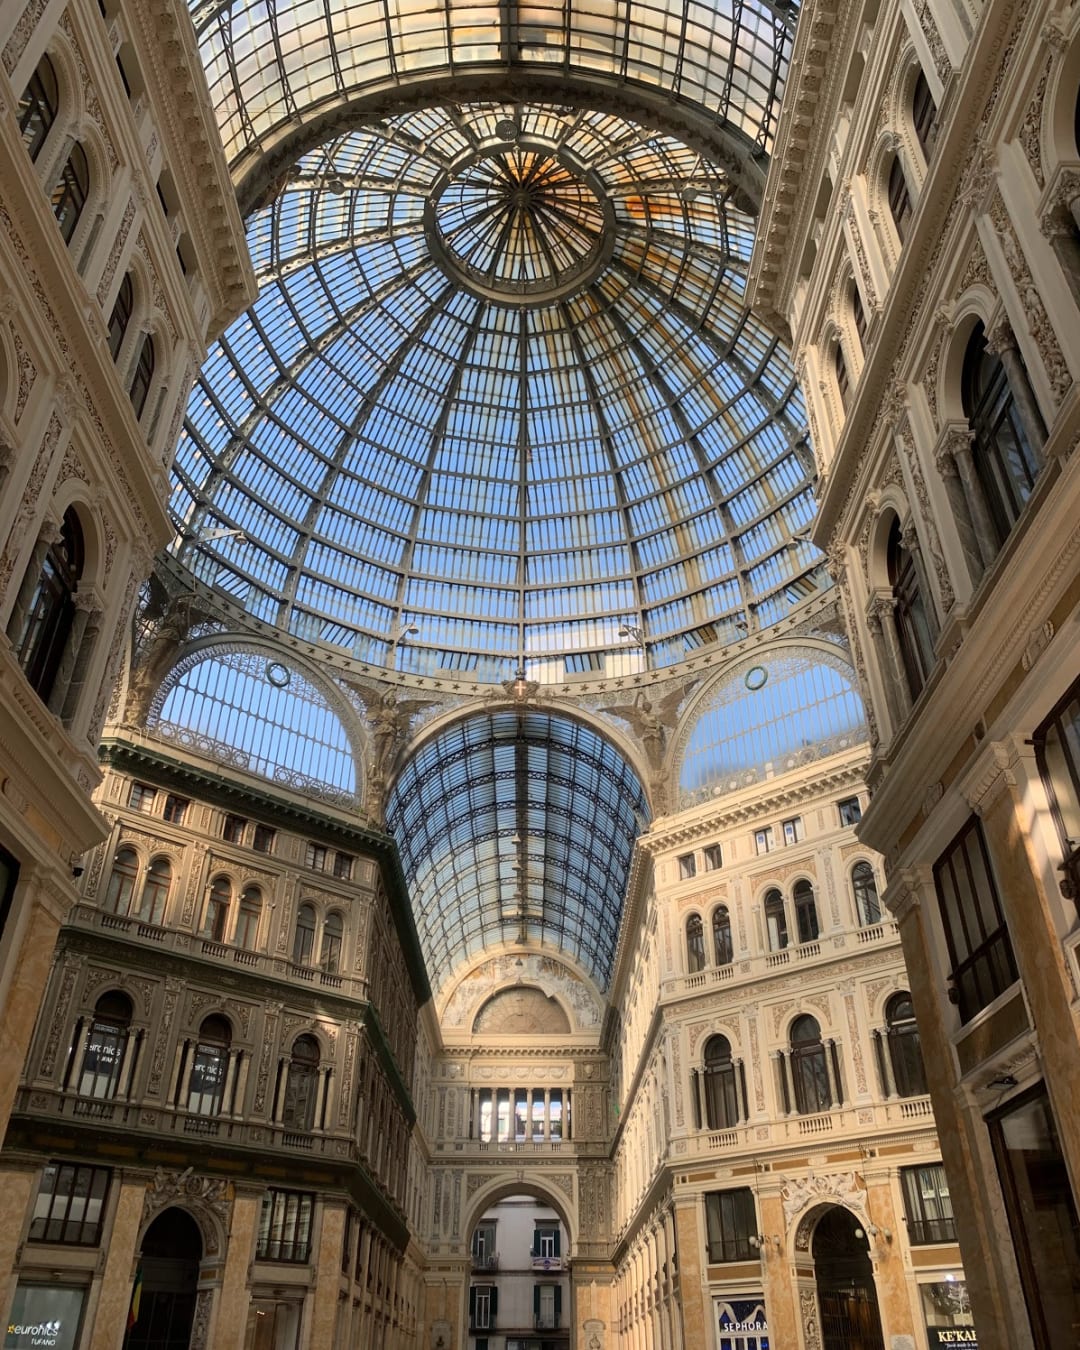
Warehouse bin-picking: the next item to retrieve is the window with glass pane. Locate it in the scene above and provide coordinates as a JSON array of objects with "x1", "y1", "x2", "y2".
[
  {"x1": 886, "y1": 993, "x2": 927, "y2": 1097},
  {"x1": 712, "y1": 906, "x2": 733, "y2": 966},
  {"x1": 252, "y1": 824, "x2": 276, "y2": 853},
  {"x1": 108, "y1": 274, "x2": 133, "y2": 361},
  {"x1": 755, "y1": 827, "x2": 774, "y2": 855},
  {"x1": 138, "y1": 857, "x2": 171, "y2": 924},
  {"x1": 129, "y1": 332, "x2": 155, "y2": 419},
  {"x1": 834, "y1": 342, "x2": 850, "y2": 409},
  {"x1": 678, "y1": 852, "x2": 697, "y2": 880},
  {"x1": 52, "y1": 142, "x2": 89, "y2": 243},
  {"x1": 989, "y1": 1085, "x2": 1080, "y2": 1349},
  {"x1": 962, "y1": 322, "x2": 1041, "y2": 546},
  {"x1": 281, "y1": 1036, "x2": 319, "y2": 1130},
  {"x1": 188, "y1": 1015, "x2": 231, "y2": 1115},
  {"x1": 321, "y1": 912, "x2": 343, "y2": 971},
  {"x1": 18, "y1": 55, "x2": 58, "y2": 162},
  {"x1": 293, "y1": 903, "x2": 316, "y2": 965},
  {"x1": 305, "y1": 843, "x2": 327, "y2": 871},
  {"x1": 888, "y1": 518, "x2": 936, "y2": 699},
  {"x1": 29, "y1": 1162, "x2": 110, "y2": 1245},
  {"x1": 901, "y1": 1164, "x2": 956, "y2": 1243},
  {"x1": 791, "y1": 1015, "x2": 831, "y2": 1114},
  {"x1": 235, "y1": 887, "x2": 261, "y2": 950},
  {"x1": 163, "y1": 793, "x2": 188, "y2": 825},
  {"x1": 1034, "y1": 679, "x2": 1080, "y2": 905},
  {"x1": 783, "y1": 817, "x2": 803, "y2": 845},
  {"x1": 79, "y1": 992, "x2": 132, "y2": 1098},
  {"x1": 686, "y1": 914, "x2": 706, "y2": 972},
  {"x1": 104, "y1": 847, "x2": 138, "y2": 915},
  {"x1": 222, "y1": 813, "x2": 246, "y2": 843},
  {"x1": 764, "y1": 888, "x2": 788, "y2": 950},
  {"x1": 333, "y1": 852, "x2": 353, "y2": 880},
  {"x1": 128, "y1": 782, "x2": 156, "y2": 812},
  {"x1": 16, "y1": 507, "x2": 83, "y2": 700},
  {"x1": 852, "y1": 861, "x2": 881, "y2": 926},
  {"x1": 838, "y1": 796, "x2": 862, "y2": 826},
  {"x1": 704, "y1": 1188, "x2": 757, "y2": 1262},
  {"x1": 704, "y1": 843, "x2": 722, "y2": 871},
  {"x1": 794, "y1": 880, "x2": 819, "y2": 943},
  {"x1": 852, "y1": 284, "x2": 866, "y2": 349},
  {"x1": 257, "y1": 1189, "x2": 315, "y2": 1262},
  {"x1": 888, "y1": 156, "x2": 912, "y2": 241},
  {"x1": 204, "y1": 877, "x2": 231, "y2": 942},
  {"x1": 703, "y1": 1035, "x2": 739, "y2": 1130},
  {"x1": 933, "y1": 816, "x2": 1017, "y2": 1022},
  {"x1": 913, "y1": 70, "x2": 939, "y2": 160}
]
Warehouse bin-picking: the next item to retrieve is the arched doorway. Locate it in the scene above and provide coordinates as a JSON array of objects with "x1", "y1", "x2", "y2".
[
  {"x1": 813, "y1": 1207, "x2": 885, "y2": 1350},
  {"x1": 125, "y1": 1207, "x2": 202, "y2": 1350}
]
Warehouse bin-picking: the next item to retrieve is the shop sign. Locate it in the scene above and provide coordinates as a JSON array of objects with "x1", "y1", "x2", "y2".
[
  {"x1": 5, "y1": 1286, "x2": 84, "y2": 1350},
  {"x1": 715, "y1": 1295, "x2": 768, "y2": 1349},
  {"x1": 928, "y1": 1330, "x2": 977, "y2": 1347}
]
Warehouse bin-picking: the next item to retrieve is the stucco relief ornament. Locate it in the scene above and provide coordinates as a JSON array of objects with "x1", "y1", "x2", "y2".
[
  {"x1": 780, "y1": 1170, "x2": 868, "y2": 1227},
  {"x1": 143, "y1": 1167, "x2": 229, "y2": 1252}
]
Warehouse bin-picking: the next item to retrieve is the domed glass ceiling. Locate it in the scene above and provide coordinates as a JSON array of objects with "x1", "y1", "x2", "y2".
[{"x1": 171, "y1": 101, "x2": 825, "y2": 683}]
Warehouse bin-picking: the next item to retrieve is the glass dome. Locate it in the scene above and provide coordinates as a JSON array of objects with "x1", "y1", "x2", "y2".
[{"x1": 171, "y1": 101, "x2": 825, "y2": 683}]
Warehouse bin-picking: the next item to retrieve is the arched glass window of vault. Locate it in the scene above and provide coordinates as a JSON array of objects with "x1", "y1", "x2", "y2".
[
  {"x1": 386, "y1": 710, "x2": 649, "y2": 994},
  {"x1": 150, "y1": 646, "x2": 359, "y2": 804},
  {"x1": 678, "y1": 649, "x2": 867, "y2": 807}
]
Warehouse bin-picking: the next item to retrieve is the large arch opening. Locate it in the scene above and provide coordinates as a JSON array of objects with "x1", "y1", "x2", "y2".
[
  {"x1": 812, "y1": 1206, "x2": 885, "y2": 1350},
  {"x1": 125, "y1": 1208, "x2": 203, "y2": 1350}
]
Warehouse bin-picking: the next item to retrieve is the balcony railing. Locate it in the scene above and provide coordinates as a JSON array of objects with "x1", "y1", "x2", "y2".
[
  {"x1": 471, "y1": 1253, "x2": 499, "y2": 1272},
  {"x1": 67, "y1": 903, "x2": 367, "y2": 998},
  {"x1": 676, "y1": 1096, "x2": 936, "y2": 1158},
  {"x1": 531, "y1": 1255, "x2": 562, "y2": 1272}
]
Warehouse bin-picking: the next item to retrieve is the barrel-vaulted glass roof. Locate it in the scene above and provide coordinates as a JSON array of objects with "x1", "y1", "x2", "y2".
[
  {"x1": 171, "y1": 101, "x2": 824, "y2": 684},
  {"x1": 189, "y1": 0, "x2": 798, "y2": 193},
  {"x1": 386, "y1": 710, "x2": 649, "y2": 992}
]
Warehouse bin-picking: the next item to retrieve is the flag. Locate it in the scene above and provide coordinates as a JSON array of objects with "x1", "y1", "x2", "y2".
[{"x1": 127, "y1": 1267, "x2": 143, "y2": 1332}]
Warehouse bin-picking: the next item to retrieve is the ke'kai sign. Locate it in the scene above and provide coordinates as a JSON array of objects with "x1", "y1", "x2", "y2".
[{"x1": 929, "y1": 1329, "x2": 977, "y2": 1346}]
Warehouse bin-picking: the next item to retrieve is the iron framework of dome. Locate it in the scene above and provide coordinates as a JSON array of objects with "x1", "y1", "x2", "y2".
[{"x1": 171, "y1": 97, "x2": 823, "y2": 685}]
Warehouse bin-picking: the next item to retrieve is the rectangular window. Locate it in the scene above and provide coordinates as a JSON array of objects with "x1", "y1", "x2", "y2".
[
  {"x1": 755, "y1": 827, "x2": 774, "y2": 855},
  {"x1": 472, "y1": 1224, "x2": 497, "y2": 1269},
  {"x1": 838, "y1": 796, "x2": 862, "y2": 826},
  {"x1": 934, "y1": 816, "x2": 1018, "y2": 1022},
  {"x1": 1034, "y1": 679, "x2": 1080, "y2": 902},
  {"x1": 782, "y1": 816, "x2": 803, "y2": 845},
  {"x1": 29, "y1": 1162, "x2": 110, "y2": 1245},
  {"x1": 703, "y1": 843, "x2": 723, "y2": 871},
  {"x1": 678, "y1": 852, "x2": 696, "y2": 880},
  {"x1": 989, "y1": 1084, "x2": 1080, "y2": 1349},
  {"x1": 305, "y1": 842, "x2": 327, "y2": 871},
  {"x1": 162, "y1": 794, "x2": 188, "y2": 825},
  {"x1": 333, "y1": 852, "x2": 354, "y2": 880},
  {"x1": 252, "y1": 824, "x2": 276, "y2": 854},
  {"x1": 900, "y1": 1164, "x2": 956, "y2": 1244},
  {"x1": 222, "y1": 813, "x2": 247, "y2": 844},
  {"x1": 128, "y1": 782, "x2": 156, "y2": 813},
  {"x1": 256, "y1": 1190, "x2": 315, "y2": 1263},
  {"x1": 535, "y1": 1282, "x2": 558, "y2": 1329},
  {"x1": 704, "y1": 1188, "x2": 757, "y2": 1263},
  {"x1": 471, "y1": 1284, "x2": 495, "y2": 1330}
]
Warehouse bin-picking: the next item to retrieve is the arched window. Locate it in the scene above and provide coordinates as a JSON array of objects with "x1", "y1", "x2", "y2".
[
  {"x1": 834, "y1": 341, "x2": 850, "y2": 409},
  {"x1": 203, "y1": 876, "x2": 231, "y2": 943},
  {"x1": 887, "y1": 156, "x2": 912, "y2": 242},
  {"x1": 18, "y1": 54, "x2": 58, "y2": 162},
  {"x1": 703, "y1": 1035, "x2": 739, "y2": 1130},
  {"x1": 108, "y1": 274, "x2": 133, "y2": 361},
  {"x1": 79, "y1": 991, "x2": 132, "y2": 1099},
  {"x1": 686, "y1": 914, "x2": 706, "y2": 973},
  {"x1": 888, "y1": 517, "x2": 936, "y2": 698},
  {"x1": 235, "y1": 886, "x2": 262, "y2": 950},
  {"x1": 16, "y1": 507, "x2": 84, "y2": 701},
  {"x1": 51, "y1": 142, "x2": 89, "y2": 244},
  {"x1": 103, "y1": 847, "x2": 138, "y2": 915},
  {"x1": 138, "y1": 856, "x2": 171, "y2": 925},
  {"x1": 712, "y1": 906, "x2": 733, "y2": 966},
  {"x1": 912, "y1": 70, "x2": 938, "y2": 161},
  {"x1": 188, "y1": 1014, "x2": 231, "y2": 1116},
  {"x1": 852, "y1": 861, "x2": 881, "y2": 926},
  {"x1": 851, "y1": 284, "x2": 866, "y2": 351},
  {"x1": 293, "y1": 902, "x2": 317, "y2": 965},
  {"x1": 764, "y1": 888, "x2": 788, "y2": 951},
  {"x1": 794, "y1": 879, "x2": 820, "y2": 944},
  {"x1": 790, "y1": 1014, "x2": 832, "y2": 1115},
  {"x1": 962, "y1": 322, "x2": 1041, "y2": 545},
  {"x1": 282, "y1": 1034, "x2": 320, "y2": 1130},
  {"x1": 885, "y1": 992, "x2": 927, "y2": 1097},
  {"x1": 321, "y1": 911, "x2": 343, "y2": 973},
  {"x1": 129, "y1": 332, "x2": 155, "y2": 418}
]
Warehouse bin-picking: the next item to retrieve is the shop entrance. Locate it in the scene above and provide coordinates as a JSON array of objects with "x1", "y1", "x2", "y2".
[
  {"x1": 813, "y1": 1207, "x2": 885, "y2": 1350},
  {"x1": 125, "y1": 1207, "x2": 202, "y2": 1350}
]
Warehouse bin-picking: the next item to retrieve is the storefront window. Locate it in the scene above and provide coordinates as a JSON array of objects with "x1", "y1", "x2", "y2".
[
  {"x1": 244, "y1": 1299, "x2": 301, "y2": 1350},
  {"x1": 919, "y1": 1279, "x2": 975, "y2": 1346},
  {"x1": 989, "y1": 1085, "x2": 1080, "y2": 1349},
  {"x1": 714, "y1": 1296, "x2": 768, "y2": 1350},
  {"x1": 3, "y1": 1283, "x2": 86, "y2": 1350}
]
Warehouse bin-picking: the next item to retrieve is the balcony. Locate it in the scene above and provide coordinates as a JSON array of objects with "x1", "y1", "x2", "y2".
[
  {"x1": 69, "y1": 903, "x2": 365, "y2": 998},
  {"x1": 471, "y1": 1253, "x2": 499, "y2": 1272},
  {"x1": 677, "y1": 1095, "x2": 936, "y2": 1159},
  {"x1": 531, "y1": 1255, "x2": 563, "y2": 1272}
]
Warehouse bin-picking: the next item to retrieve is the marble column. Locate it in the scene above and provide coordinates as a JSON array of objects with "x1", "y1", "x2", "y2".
[
  {"x1": 5, "y1": 525, "x2": 57, "y2": 646},
  {"x1": 944, "y1": 427, "x2": 999, "y2": 567},
  {"x1": 986, "y1": 324, "x2": 1046, "y2": 460}
]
